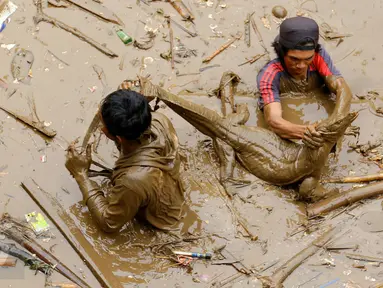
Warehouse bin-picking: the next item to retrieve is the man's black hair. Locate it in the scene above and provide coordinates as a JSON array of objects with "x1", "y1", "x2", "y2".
[
  {"x1": 271, "y1": 39, "x2": 321, "y2": 69},
  {"x1": 101, "y1": 89, "x2": 152, "y2": 140}
]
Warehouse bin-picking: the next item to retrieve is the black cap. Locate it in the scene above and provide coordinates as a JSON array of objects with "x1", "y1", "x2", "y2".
[{"x1": 276, "y1": 16, "x2": 319, "y2": 50}]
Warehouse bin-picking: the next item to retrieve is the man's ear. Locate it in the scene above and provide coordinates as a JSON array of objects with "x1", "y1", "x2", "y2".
[{"x1": 116, "y1": 136, "x2": 123, "y2": 144}]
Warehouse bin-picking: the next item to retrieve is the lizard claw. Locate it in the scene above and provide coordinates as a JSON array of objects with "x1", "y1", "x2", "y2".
[{"x1": 344, "y1": 125, "x2": 360, "y2": 137}]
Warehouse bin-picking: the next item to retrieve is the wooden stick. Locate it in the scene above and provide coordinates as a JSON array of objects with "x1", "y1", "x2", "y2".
[
  {"x1": 34, "y1": 0, "x2": 118, "y2": 58},
  {"x1": 81, "y1": 66, "x2": 112, "y2": 150},
  {"x1": 323, "y1": 173, "x2": 383, "y2": 184},
  {"x1": 2, "y1": 220, "x2": 90, "y2": 288},
  {"x1": 62, "y1": 0, "x2": 123, "y2": 25},
  {"x1": 0, "y1": 104, "x2": 57, "y2": 138},
  {"x1": 166, "y1": 16, "x2": 175, "y2": 70},
  {"x1": 238, "y1": 53, "x2": 265, "y2": 66},
  {"x1": 170, "y1": 18, "x2": 197, "y2": 37},
  {"x1": 307, "y1": 181, "x2": 383, "y2": 217},
  {"x1": 250, "y1": 13, "x2": 270, "y2": 60},
  {"x1": 168, "y1": 0, "x2": 194, "y2": 21},
  {"x1": 345, "y1": 253, "x2": 383, "y2": 263},
  {"x1": 21, "y1": 180, "x2": 123, "y2": 288},
  {"x1": 47, "y1": 49, "x2": 70, "y2": 66},
  {"x1": 202, "y1": 32, "x2": 243, "y2": 64},
  {"x1": 261, "y1": 226, "x2": 341, "y2": 288},
  {"x1": 244, "y1": 13, "x2": 251, "y2": 47}
]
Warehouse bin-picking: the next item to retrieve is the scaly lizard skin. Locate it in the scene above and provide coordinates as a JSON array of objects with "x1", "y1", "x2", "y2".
[{"x1": 139, "y1": 73, "x2": 358, "y2": 201}]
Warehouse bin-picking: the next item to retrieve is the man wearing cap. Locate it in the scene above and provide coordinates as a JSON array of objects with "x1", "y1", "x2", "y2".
[{"x1": 257, "y1": 16, "x2": 352, "y2": 149}]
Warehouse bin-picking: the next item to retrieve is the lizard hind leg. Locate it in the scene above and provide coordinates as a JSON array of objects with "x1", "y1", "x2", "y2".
[
  {"x1": 213, "y1": 138, "x2": 251, "y2": 197},
  {"x1": 299, "y1": 177, "x2": 338, "y2": 203}
]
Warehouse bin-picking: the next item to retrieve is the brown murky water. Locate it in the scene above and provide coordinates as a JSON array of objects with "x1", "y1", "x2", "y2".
[{"x1": 1, "y1": 0, "x2": 383, "y2": 287}]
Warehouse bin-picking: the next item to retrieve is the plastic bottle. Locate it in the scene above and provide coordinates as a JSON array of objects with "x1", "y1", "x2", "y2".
[{"x1": 115, "y1": 27, "x2": 133, "y2": 45}]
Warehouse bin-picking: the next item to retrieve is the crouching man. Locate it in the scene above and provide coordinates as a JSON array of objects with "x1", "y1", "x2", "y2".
[{"x1": 65, "y1": 89, "x2": 185, "y2": 233}]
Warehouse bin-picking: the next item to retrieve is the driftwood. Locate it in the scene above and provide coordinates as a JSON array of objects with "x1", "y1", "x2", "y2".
[
  {"x1": 0, "y1": 104, "x2": 57, "y2": 138},
  {"x1": 62, "y1": 0, "x2": 123, "y2": 25},
  {"x1": 168, "y1": 0, "x2": 194, "y2": 21},
  {"x1": 21, "y1": 180, "x2": 123, "y2": 288},
  {"x1": 261, "y1": 226, "x2": 341, "y2": 288},
  {"x1": 1, "y1": 217, "x2": 90, "y2": 288},
  {"x1": 250, "y1": 13, "x2": 270, "y2": 60},
  {"x1": 307, "y1": 181, "x2": 383, "y2": 217},
  {"x1": 324, "y1": 173, "x2": 383, "y2": 184},
  {"x1": 0, "y1": 241, "x2": 51, "y2": 274},
  {"x1": 33, "y1": 0, "x2": 118, "y2": 58},
  {"x1": 202, "y1": 32, "x2": 243, "y2": 63}
]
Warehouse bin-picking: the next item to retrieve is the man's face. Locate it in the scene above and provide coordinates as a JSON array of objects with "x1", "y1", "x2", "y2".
[{"x1": 284, "y1": 49, "x2": 315, "y2": 79}]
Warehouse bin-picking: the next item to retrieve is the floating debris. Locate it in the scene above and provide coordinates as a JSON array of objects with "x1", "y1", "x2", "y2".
[
  {"x1": 272, "y1": 5, "x2": 287, "y2": 19},
  {"x1": 115, "y1": 27, "x2": 133, "y2": 45},
  {"x1": 261, "y1": 14, "x2": 271, "y2": 30},
  {"x1": 133, "y1": 31, "x2": 156, "y2": 50},
  {"x1": 25, "y1": 211, "x2": 50, "y2": 235},
  {"x1": 11, "y1": 49, "x2": 34, "y2": 84},
  {"x1": 1, "y1": 43, "x2": 16, "y2": 50},
  {"x1": 169, "y1": 0, "x2": 194, "y2": 22}
]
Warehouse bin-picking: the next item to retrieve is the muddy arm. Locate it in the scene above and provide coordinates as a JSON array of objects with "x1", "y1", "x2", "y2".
[
  {"x1": 74, "y1": 173, "x2": 141, "y2": 233},
  {"x1": 264, "y1": 102, "x2": 307, "y2": 139}
]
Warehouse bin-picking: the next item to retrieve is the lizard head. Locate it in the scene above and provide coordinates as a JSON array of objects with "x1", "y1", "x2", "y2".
[{"x1": 316, "y1": 111, "x2": 359, "y2": 142}]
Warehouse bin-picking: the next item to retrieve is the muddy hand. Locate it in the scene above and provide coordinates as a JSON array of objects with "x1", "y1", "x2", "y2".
[
  {"x1": 302, "y1": 124, "x2": 324, "y2": 149},
  {"x1": 118, "y1": 79, "x2": 155, "y2": 102},
  {"x1": 65, "y1": 143, "x2": 92, "y2": 178}
]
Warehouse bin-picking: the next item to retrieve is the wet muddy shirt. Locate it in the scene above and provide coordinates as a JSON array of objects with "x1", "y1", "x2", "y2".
[
  {"x1": 86, "y1": 112, "x2": 185, "y2": 232},
  {"x1": 256, "y1": 47, "x2": 341, "y2": 109}
]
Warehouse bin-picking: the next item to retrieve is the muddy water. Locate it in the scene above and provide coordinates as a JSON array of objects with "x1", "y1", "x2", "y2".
[{"x1": 0, "y1": 0, "x2": 383, "y2": 287}]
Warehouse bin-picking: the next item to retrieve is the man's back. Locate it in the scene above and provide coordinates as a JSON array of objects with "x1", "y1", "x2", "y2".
[
  {"x1": 111, "y1": 112, "x2": 185, "y2": 230},
  {"x1": 86, "y1": 112, "x2": 185, "y2": 232}
]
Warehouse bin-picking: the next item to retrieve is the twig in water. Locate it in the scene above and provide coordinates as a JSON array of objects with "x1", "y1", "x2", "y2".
[
  {"x1": 62, "y1": 0, "x2": 123, "y2": 25},
  {"x1": 166, "y1": 16, "x2": 175, "y2": 70},
  {"x1": 250, "y1": 13, "x2": 270, "y2": 60},
  {"x1": 0, "y1": 104, "x2": 57, "y2": 138},
  {"x1": 33, "y1": 0, "x2": 118, "y2": 57},
  {"x1": 46, "y1": 49, "x2": 70, "y2": 66},
  {"x1": 345, "y1": 253, "x2": 383, "y2": 263},
  {"x1": 323, "y1": 173, "x2": 383, "y2": 184},
  {"x1": 334, "y1": 48, "x2": 356, "y2": 64},
  {"x1": 238, "y1": 53, "x2": 266, "y2": 66},
  {"x1": 244, "y1": 13, "x2": 252, "y2": 47},
  {"x1": 170, "y1": 18, "x2": 197, "y2": 37},
  {"x1": 202, "y1": 32, "x2": 243, "y2": 63},
  {"x1": 261, "y1": 226, "x2": 341, "y2": 287},
  {"x1": 297, "y1": 272, "x2": 323, "y2": 287}
]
